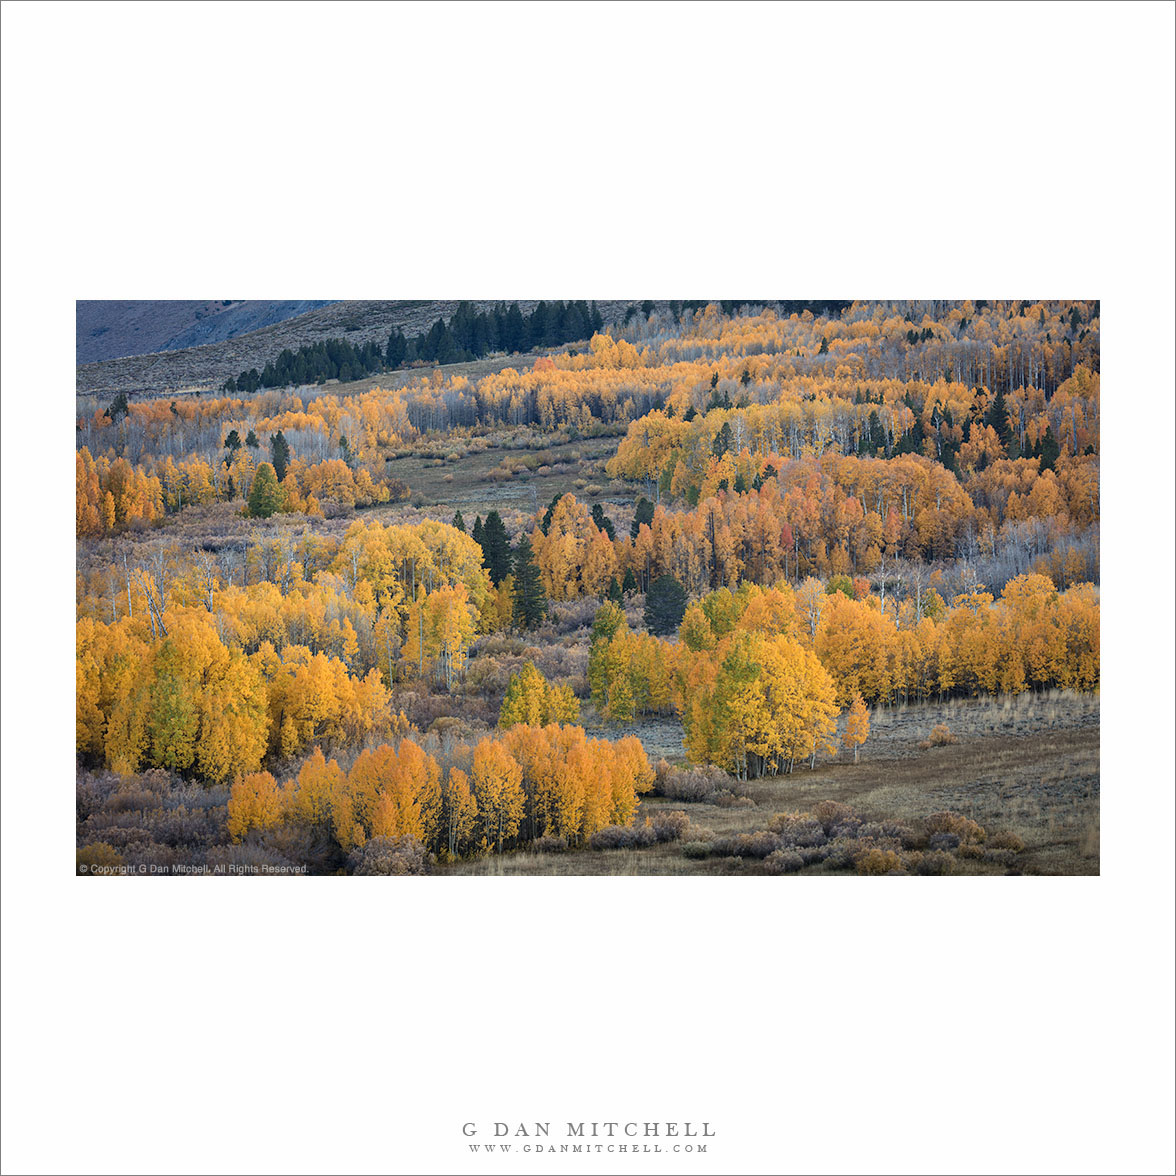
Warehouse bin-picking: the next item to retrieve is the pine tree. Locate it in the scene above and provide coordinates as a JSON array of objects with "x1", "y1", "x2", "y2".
[
  {"x1": 644, "y1": 574, "x2": 688, "y2": 635},
  {"x1": 591, "y1": 503, "x2": 615, "y2": 540},
  {"x1": 472, "y1": 514, "x2": 484, "y2": 548},
  {"x1": 1038, "y1": 426, "x2": 1061, "y2": 472},
  {"x1": 246, "y1": 462, "x2": 284, "y2": 518},
  {"x1": 540, "y1": 493, "x2": 562, "y2": 535},
  {"x1": 480, "y1": 511, "x2": 513, "y2": 586},
  {"x1": 245, "y1": 430, "x2": 259, "y2": 449},
  {"x1": 630, "y1": 497, "x2": 655, "y2": 539},
  {"x1": 621, "y1": 568, "x2": 638, "y2": 596},
  {"x1": 270, "y1": 431, "x2": 291, "y2": 483},
  {"x1": 103, "y1": 392, "x2": 129, "y2": 424},
  {"x1": 607, "y1": 576, "x2": 623, "y2": 604},
  {"x1": 386, "y1": 329, "x2": 408, "y2": 368},
  {"x1": 452, "y1": 510, "x2": 466, "y2": 533},
  {"x1": 511, "y1": 535, "x2": 546, "y2": 629},
  {"x1": 986, "y1": 387, "x2": 1012, "y2": 451}
]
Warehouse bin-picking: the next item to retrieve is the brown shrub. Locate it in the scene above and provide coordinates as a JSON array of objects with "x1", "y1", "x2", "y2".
[
  {"x1": 799, "y1": 845, "x2": 832, "y2": 865},
  {"x1": 925, "y1": 811, "x2": 986, "y2": 845},
  {"x1": 646, "y1": 810, "x2": 690, "y2": 843},
  {"x1": 428, "y1": 715, "x2": 489, "y2": 745},
  {"x1": 768, "y1": 813, "x2": 827, "y2": 847},
  {"x1": 656, "y1": 764, "x2": 738, "y2": 804},
  {"x1": 813, "y1": 800, "x2": 856, "y2": 831},
  {"x1": 899, "y1": 826, "x2": 930, "y2": 850},
  {"x1": 205, "y1": 843, "x2": 304, "y2": 872},
  {"x1": 714, "y1": 793, "x2": 757, "y2": 809},
  {"x1": 911, "y1": 850, "x2": 955, "y2": 876},
  {"x1": 589, "y1": 824, "x2": 654, "y2": 850},
  {"x1": 823, "y1": 841, "x2": 861, "y2": 871},
  {"x1": 77, "y1": 843, "x2": 124, "y2": 874},
  {"x1": 348, "y1": 836, "x2": 431, "y2": 876},
  {"x1": 764, "y1": 849, "x2": 805, "y2": 875},
  {"x1": 984, "y1": 848, "x2": 1020, "y2": 868},
  {"x1": 918, "y1": 723, "x2": 957, "y2": 750},
  {"x1": 712, "y1": 831, "x2": 780, "y2": 859},
  {"x1": 854, "y1": 848, "x2": 906, "y2": 875},
  {"x1": 987, "y1": 830, "x2": 1025, "y2": 852},
  {"x1": 543, "y1": 598, "x2": 600, "y2": 635},
  {"x1": 473, "y1": 635, "x2": 528, "y2": 658}
]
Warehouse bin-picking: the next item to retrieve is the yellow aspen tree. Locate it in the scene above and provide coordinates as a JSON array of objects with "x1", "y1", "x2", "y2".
[
  {"x1": 470, "y1": 738, "x2": 524, "y2": 853},
  {"x1": 546, "y1": 736, "x2": 588, "y2": 840},
  {"x1": 440, "y1": 767, "x2": 478, "y2": 860},
  {"x1": 575, "y1": 739, "x2": 613, "y2": 838},
  {"x1": 196, "y1": 652, "x2": 269, "y2": 784},
  {"x1": 841, "y1": 693, "x2": 870, "y2": 764},
  {"x1": 423, "y1": 583, "x2": 476, "y2": 689},
  {"x1": 285, "y1": 746, "x2": 345, "y2": 832},
  {"x1": 607, "y1": 735, "x2": 654, "y2": 824},
  {"x1": 545, "y1": 682, "x2": 580, "y2": 725},
  {"x1": 227, "y1": 771, "x2": 285, "y2": 842},
  {"x1": 498, "y1": 662, "x2": 547, "y2": 728}
]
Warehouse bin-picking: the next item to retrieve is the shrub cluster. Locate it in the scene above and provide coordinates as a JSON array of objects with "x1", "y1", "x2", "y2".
[
  {"x1": 77, "y1": 769, "x2": 231, "y2": 872},
  {"x1": 588, "y1": 824, "x2": 654, "y2": 850},
  {"x1": 653, "y1": 761, "x2": 752, "y2": 806},
  {"x1": 674, "y1": 801, "x2": 1021, "y2": 876},
  {"x1": 854, "y1": 848, "x2": 906, "y2": 875},
  {"x1": 924, "y1": 811, "x2": 986, "y2": 845},
  {"x1": 587, "y1": 809, "x2": 690, "y2": 851}
]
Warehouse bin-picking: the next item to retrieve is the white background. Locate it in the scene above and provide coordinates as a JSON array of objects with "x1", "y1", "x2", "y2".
[{"x1": 2, "y1": 2, "x2": 1174, "y2": 1173}]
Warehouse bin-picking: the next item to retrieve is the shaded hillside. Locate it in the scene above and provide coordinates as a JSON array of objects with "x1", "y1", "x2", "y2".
[
  {"x1": 76, "y1": 299, "x2": 638, "y2": 397},
  {"x1": 162, "y1": 300, "x2": 336, "y2": 352},
  {"x1": 76, "y1": 300, "x2": 335, "y2": 364}
]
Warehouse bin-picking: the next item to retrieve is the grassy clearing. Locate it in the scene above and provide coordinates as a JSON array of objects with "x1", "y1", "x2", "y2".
[{"x1": 381, "y1": 433, "x2": 629, "y2": 512}]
